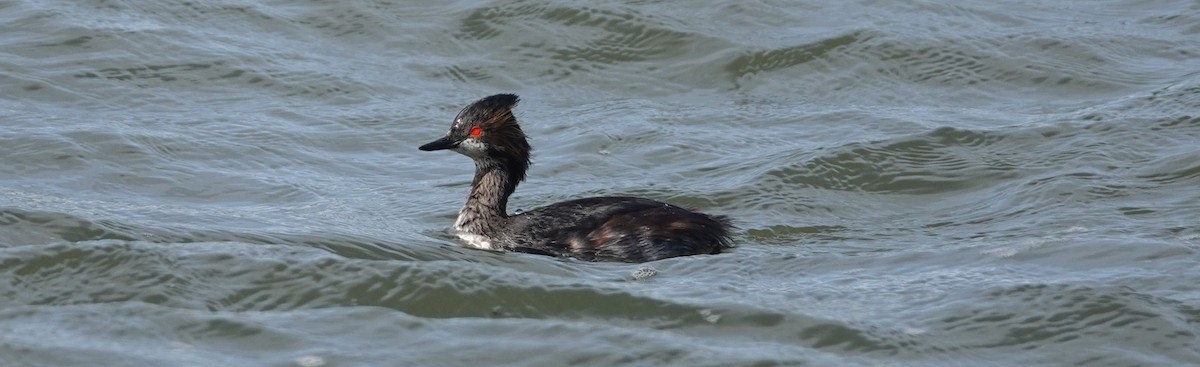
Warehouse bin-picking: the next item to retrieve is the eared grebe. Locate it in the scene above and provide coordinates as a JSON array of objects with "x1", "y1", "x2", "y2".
[{"x1": 419, "y1": 94, "x2": 733, "y2": 262}]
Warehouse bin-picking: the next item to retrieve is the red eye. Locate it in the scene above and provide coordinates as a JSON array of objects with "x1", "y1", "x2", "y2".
[{"x1": 469, "y1": 126, "x2": 482, "y2": 137}]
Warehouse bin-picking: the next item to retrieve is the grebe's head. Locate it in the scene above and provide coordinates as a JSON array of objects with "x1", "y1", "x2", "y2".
[{"x1": 419, "y1": 94, "x2": 531, "y2": 173}]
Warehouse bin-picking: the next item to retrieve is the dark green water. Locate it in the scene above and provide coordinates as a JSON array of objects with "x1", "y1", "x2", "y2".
[{"x1": 2, "y1": 0, "x2": 1199, "y2": 366}]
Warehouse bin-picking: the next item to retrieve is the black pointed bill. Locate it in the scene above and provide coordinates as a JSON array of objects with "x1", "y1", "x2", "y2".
[{"x1": 419, "y1": 136, "x2": 458, "y2": 151}]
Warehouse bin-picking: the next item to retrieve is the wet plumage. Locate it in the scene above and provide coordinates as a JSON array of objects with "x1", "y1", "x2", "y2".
[{"x1": 419, "y1": 94, "x2": 733, "y2": 262}]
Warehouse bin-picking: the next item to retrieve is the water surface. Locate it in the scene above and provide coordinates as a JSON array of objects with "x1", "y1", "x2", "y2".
[{"x1": 2, "y1": 0, "x2": 1199, "y2": 366}]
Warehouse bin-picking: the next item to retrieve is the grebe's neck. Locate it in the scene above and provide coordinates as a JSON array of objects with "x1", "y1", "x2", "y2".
[{"x1": 454, "y1": 157, "x2": 524, "y2": 236}]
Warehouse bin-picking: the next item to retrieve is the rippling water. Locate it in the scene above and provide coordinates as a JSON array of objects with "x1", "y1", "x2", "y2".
[{"x1": 3, "y1": 0, "x2": 1200, "y2": 366}]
